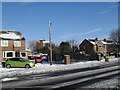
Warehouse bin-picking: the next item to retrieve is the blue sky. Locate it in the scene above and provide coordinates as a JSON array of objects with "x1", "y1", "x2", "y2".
[{"x1": 2, "y1": 2, "x2": 118, "y2": 47}]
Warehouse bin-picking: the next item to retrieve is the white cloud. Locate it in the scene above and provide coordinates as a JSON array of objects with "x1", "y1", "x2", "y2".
[
  {"x1": 79, "y1": 28, "x2": 102, "y2": 36},
  {"x1": 20, "y1": 2, "x2": 32, "y2": 6},
  {"x1": 100, "y1": 3, "x2": 118, "y2": 15},
  {"x1": 60, "y1": 28, "x2": 103, "y2": 39},
  {"x1": 100, "y1": 10, "x2": 109, "y2": 14},
  {"x1": 61, "y1": 33, "x2": 78, "y2": 39}
]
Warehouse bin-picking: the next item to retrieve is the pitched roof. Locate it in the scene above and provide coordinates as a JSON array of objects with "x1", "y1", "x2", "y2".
[
  {"x1": 101, "y1": 40, "x2": 113, "y2": 45},
  {"x1": 86, "y1": 38, "x2": 96, "y2": 45},
  {"x1": 37, "y1": 40, "x2": 49, "y2": 43},
  {"x1": 85, "y1": 38, "x2": 113, "y2": 45},
  {"x1": 0, "y1": 30, "x2": 25, "y2": 40}
]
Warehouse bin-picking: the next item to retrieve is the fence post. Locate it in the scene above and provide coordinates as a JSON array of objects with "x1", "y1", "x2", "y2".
[{"x1": 64, "y1": 55, "x2": 70, "y2": 64}]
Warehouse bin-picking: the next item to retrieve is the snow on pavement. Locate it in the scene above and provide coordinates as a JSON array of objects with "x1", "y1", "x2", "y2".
[
  {"x1": 0, "y1": 58, "x2": 119, "y2": 79},
  {"x1": 2, "y1": 77, "x2": 19, "y2": 82}
]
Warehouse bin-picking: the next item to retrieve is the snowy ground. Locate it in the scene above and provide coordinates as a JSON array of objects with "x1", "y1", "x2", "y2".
[
  {"x1": 81, "y1": 76, "x2": 120, "y2": 89},
  {"x1": 0, "y1": 58, "x2": 119, "y2": 79}
]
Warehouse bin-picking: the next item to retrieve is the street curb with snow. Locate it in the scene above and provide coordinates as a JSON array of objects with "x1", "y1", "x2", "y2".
[{"x1": 0, "y1": 58, "x2": 119, "y2": 79}]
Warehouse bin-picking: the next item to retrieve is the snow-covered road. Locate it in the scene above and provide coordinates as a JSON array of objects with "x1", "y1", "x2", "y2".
[{"x1": 0, "y1": 58, "x2": 119, "y2": 79}]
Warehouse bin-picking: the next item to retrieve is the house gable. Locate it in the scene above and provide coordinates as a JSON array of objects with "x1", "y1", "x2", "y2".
[{"x1": 79, "y1": 39, "x2": 95, "y2": 54}]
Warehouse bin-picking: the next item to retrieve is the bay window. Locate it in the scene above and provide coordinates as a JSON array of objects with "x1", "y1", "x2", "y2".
[{"x1": 3, "y1": 51, "x2": 15, "y2": 58}]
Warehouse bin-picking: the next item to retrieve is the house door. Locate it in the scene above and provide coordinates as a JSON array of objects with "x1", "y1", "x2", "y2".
[
  {"x1": 15, "y1": 52, "x2": 20, "y2": 57},
  {"x1": 15, "y1": 58, "x2": 25, "y2": 67}
]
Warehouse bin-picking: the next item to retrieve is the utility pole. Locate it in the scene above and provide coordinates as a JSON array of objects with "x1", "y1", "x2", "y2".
[
  {"x1": 48, "y1": 21, "x2": 52, "y2": 65},
  {"x1": 95, "y1": 38, "x2": 98, "y2": 52},
  {"x1": 95, "y1": 38, "x2": 99, "y2": 60}
]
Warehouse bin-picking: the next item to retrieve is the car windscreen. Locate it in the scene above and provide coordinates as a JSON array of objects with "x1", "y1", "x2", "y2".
[
  {"x1": 36, "y1": 57, "x2": 41, "y2": 59},
  {"x1": 21, "y1": 58, "x2": 29, "y2": 61},
  {"x1": 9, "y1": 58, "x2": 20, "y2": 61}
]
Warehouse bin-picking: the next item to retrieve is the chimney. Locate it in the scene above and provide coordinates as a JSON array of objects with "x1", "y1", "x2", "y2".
[
  {"x1": 95, "y1": 38, "x2": 98, "y2": 41},
  {"x1": 103, "y1": 38, "x2": 106, "y2": 42}
]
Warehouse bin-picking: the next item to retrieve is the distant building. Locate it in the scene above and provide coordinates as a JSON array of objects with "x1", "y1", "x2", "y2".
[
  {"x1": 0, "y1": 30, "x2": 31, "y2": 61},
  {"x1": 79, "y1": 38, "x2": 114, "y2": 60},
  {"x1": 36, "y1": 40, "x2": 49, "y2": 49}
]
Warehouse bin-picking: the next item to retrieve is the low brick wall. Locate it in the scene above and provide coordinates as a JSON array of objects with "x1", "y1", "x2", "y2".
[{"x1": 101, "y1": 55, "x2": 115, "y2": 60}]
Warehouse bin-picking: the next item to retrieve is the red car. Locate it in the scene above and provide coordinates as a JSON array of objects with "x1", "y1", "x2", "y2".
[{"x1": 28, "y1": 56, "x2": 42, "y2": 63}]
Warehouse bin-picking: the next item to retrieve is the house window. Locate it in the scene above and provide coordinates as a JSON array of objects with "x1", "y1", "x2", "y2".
[
  {"x1": 99, "y1": 45, "x2": 103, "y2": 48},
  {"x1": 83, "y1": 46, "x2": 86, "y2": 49},
  {"x1": 7, "y1": 52, "x2": 13, "y2": 57},
  {"x1": 21, "y1": 52, "x2": 26, "y2": 57},
  {"x1": 3, "y1": 51, "x2": 15, "y2": 58},
  {"x1": 14, "y1": 41, "x2": 21, "y2": 47},
  {"x1": 1, "y1": 40, "x2": 8, "y2": 47}
]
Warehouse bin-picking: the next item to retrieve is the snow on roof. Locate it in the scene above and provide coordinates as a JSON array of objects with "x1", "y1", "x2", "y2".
[
  {"x1": 43, "y1": 41, "x2": 49, "y2": 43},
  {"x1": 85, "y1": 39, "x2": 96, "y2": 45},
  {"x1": 38, "y1": 40, "x2": 49, "y2": 43},
  {"x1": 0, "y1": 30, "x2": 23, "y2": 40},
  {"x1": 101, "y1": 41, "x2": 112, "y2": 44},
  {"x1": 89, "y1": 41, "x2": 96, "y2": 45},
  {"x1": 101, "y1": 41, "x2": 107, "y2": 44},
  {"x1": 25, "y1": 48, "x2": 31, "y2": 51},
  {"x1": 16, "y1": 48, "x2": 31, "y2": 52},
  {"x1": 86, "y1": 38, "x2": 113, "y2": 45},
  {"x1": 29, "y1": 53, "x2": 47, "y2": 56}
]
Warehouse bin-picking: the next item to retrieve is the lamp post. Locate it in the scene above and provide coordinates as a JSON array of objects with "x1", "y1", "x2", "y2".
[{"x1": 48, "y1": 21, "x2": 52, "y2": 65}]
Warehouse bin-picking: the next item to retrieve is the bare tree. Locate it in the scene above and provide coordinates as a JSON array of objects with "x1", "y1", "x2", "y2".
[
  {"x1": 59, "y1": 42, "x2": 72, "y2": 57},
  {"x1": 37, "y1": 46, "x2": 49, "y2": 54},
  {"x1": 109, "y1": 29, "x2": 120, "y2": 57},
  {"x1": 52, "y1": 45, "x2": 61, "y2": 60},
  {"x1": 67, "y1": 40, "x2": 79, "y2": 52},
  {"x1": 67, "y1": 40, "x2": 78, "y2": 47},
  {"x1": 28, "y1": 40, "x2": 37, "y2": 52},
  {"x1": 109, "y1": 29, "x2": 120, "y2": 44}
]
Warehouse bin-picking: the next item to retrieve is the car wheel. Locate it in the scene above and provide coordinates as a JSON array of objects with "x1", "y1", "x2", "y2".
[
  {"x1": 25, "y1": 64, "x2": 30, "y2": 69},
  {"x1": 6, "y1": 64, "x2": 11, "y2": 68}
]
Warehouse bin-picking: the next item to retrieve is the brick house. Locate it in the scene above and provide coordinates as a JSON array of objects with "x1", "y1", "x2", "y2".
[
  {"x1": 79, "y1": 38, "x2": 114, "y2": 60},
  {"x1": 36, "y1": 40, "x2": 49, "y2": 51},
  {"x1": 36, "y1": 40, "x2": 49, "y2": 48},
  {"x1": 0, "y1": 30, "x2": 31, "y2": 61}
]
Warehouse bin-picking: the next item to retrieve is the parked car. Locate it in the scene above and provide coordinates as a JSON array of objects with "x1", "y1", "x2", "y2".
[
  {"x1": 28, "y1": 56, "x2": 42, "y2": 63},
  {"x1": 42, "y1": 56, "x2": 48, "y2": 62},
  {"x1": 5, "y1": 57, "x2": 35, "y2": 68}
]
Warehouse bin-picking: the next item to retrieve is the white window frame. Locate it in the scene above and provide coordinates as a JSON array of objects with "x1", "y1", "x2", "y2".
[
  {"x1": 1, "y1": 40, "x2": 8, "y2": 47},
  {"x1": 14, "y1": 40, "x2": 21, "y2": 47},
  {"x1": 3, "y1": 51, "x2": 15, "y2": 58},
  {"x1": 20, "y1": 52, "x2": 27, "y2": 58}
]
